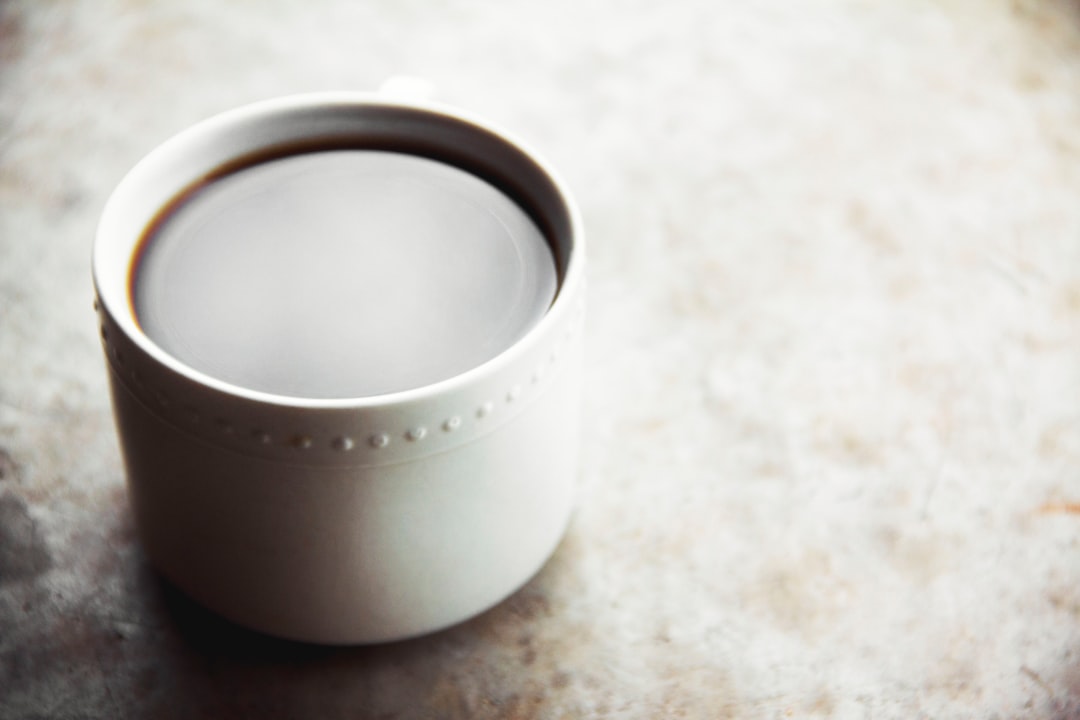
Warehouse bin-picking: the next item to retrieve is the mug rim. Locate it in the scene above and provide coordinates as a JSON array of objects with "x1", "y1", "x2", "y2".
[{"x1": 93, "y1": 91, "x2": 585, "y2": 411}]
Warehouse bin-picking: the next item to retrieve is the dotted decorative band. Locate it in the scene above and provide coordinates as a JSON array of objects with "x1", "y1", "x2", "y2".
[{"x1": 96, "y1": 291, "x2": 586, "y2": 466}]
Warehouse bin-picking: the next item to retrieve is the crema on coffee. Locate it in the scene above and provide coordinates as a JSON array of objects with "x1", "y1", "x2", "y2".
[{"x1": 130, "y1": 150, "x2": 557, "y2": 399}]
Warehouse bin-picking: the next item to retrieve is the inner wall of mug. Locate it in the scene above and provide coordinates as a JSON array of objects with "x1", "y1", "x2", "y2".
[{"x1": 94, "y1": 96, "x2": 578, "y2": 403}]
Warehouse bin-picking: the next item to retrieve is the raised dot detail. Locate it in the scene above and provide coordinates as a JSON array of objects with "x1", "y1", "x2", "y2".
[
  {"x1": 477, "y1": 401, "x2": 494, "y2": 419},
  {"x1": 370, "y1": 433, "x2": 390, "y2": 449},
  {"x1": 406, "y1": 427, "x2": 427, "y2": 442},
  {"x1": 442, "y1": 416, "x2": 461, "y2": 432},
  {"x1": 253, "y1": 430, "x2": 272, "y2": 445},
  {"x1": 332, "y1": 436, "x2": 355, "y2": 451},
  {"x1": 215, "y1": 419, "x2": 234, "y2": 434},
  {"x1": 507, "y1": 385, "x2": 522, "y2": 402},
  {"x1": 292, "y1": 434, "x2": 313, "y2": 450}
]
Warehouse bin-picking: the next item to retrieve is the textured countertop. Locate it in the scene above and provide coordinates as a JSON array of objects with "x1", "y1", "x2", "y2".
[{"x1": 2, "y1": 1, "x2": 1080, "y2": 718}]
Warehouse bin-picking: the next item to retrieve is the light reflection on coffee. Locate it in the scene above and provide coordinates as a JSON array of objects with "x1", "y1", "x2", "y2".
[{"x1": 130, "y1": 150, "x2": 557, "y2": 399}]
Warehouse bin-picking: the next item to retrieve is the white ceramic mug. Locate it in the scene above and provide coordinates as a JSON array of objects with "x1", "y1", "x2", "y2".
[{"x1": 92, "y1": 93, "x2": 586, "y2": 644}]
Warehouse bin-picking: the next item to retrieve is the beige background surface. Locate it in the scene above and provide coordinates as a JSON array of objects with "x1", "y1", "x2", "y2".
[{"x1": 2, "y1": 0, "x2": 1080, "y2": 717}]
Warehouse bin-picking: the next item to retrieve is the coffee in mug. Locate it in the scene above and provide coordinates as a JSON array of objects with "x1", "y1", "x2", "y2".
[{"x1": 131, "y1": 148, "x2": 558, "y2": 399}]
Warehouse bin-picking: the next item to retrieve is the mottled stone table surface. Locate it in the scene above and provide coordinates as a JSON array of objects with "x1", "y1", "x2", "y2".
[{"x1": 2, "y1": 1, "x2": 1080, "y2": 718}]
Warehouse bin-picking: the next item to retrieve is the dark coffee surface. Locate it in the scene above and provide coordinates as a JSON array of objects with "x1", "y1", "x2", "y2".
[{"x1": 131, "y1": 150, "x2": 557, "y2": 398}]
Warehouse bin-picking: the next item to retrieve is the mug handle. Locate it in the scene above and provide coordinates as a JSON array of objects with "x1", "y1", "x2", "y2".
[{"x1": 378, "y1": 75, "x2": 435, "y2": 102}]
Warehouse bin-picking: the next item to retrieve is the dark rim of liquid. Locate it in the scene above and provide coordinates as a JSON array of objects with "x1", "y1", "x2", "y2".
[{"x1": 128, "y1": 137, "x2": 564, "y2": 326}]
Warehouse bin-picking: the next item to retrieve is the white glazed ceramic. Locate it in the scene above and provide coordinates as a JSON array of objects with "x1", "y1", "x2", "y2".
[{"x1": 92, "y1": 93, "x2": 585, "y2": 644}]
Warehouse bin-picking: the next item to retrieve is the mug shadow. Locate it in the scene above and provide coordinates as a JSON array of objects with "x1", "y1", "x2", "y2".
[
  {"x1": 79, "y1": 471, "x2": 585, "y2": 718},
  {"x1": 150, "y1": 565, "x2": 473, "y2": 664},
  {"x1": 156, "y1": 578, "x2": 346, "y2": 662},
  {"x1": 134, "y1": 568, "x2": 471, "y2": 717},
  {"x1": 132, "y1": 525, "x2": 580, "y2": 717}
]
